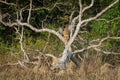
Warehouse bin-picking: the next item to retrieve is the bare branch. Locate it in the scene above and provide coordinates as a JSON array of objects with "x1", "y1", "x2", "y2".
[
  {"x1": 95, "y1": 17, "x2": 120, "y2": 23},
  {"x1": 45, "y1": 54, "x2": 57, "y2": 60},
  {"x1": 20, "y1": 5, "x2": 30, "y2": 11},
  {"x1": 73, "y1": 48, "x2": 86, "y2": 54},
  {"x1": 73, "y1": 36, "x2": 120, "y2": 54},
  {"x1": 17, "y1": 20, "x2": 65, "y2": 44},
  {"x1": 0, "y1": 0, "x2": 16, "y2": 6},
  {"x1": 72, "y1": 44, "x2": 78, "y2": 49},
  {"x1": 0, "y1": 13, "x2": 17, "y2": 26},
  {"x1": 68, "y1": 20, "x2": 82, "y2": 46},
  {"x1": 79, "y1": 0, "x2": 82, "y2": 21},
  {"x1": 0, "y1": 20, "x2": 18, "y2": 27},
  {"x1": 0, "y1": 62, "x2": 19, "y2": 67},
  {"x1": 81, "y1": 21, "x2": 89, "y2": 27},
  {"x1": 1, "y1": 13, "x2": 10, "y2": 19},
  {"x1": 94, "y1": 48, "x2": 120, "y2": 55},
  {"x1": 0, "y1": 15, "x2": 65, "y2": 44},
  {"x1": 93, "y1": 36, "x2": 120, "y2": 48},
  {"x1": 82, "y1": 0, "x2": 94, "y2": 13},
  {"x1": 69, "y1": 11, "x2": 74, "y2": 24},
  {"x1": 69, "y1": 16, "x2": 79, "y2": 38},
  {"x1": 27, "y1": 0, "x2": 32, "y2": 23},
  {"x1": 14, "y1": 27, "x2": 30, "y2": 62},
  {"x1": 68, "y1": 0, "x2": 83, "y2": 45},
  {"x1": 89, "y1": 39, "x2": 100, "y2": 45},
  {"x1": 19, "y1": 10, "x2": 23, "y2": 21},
  {"x1": 41, "y1": 15, "x2": 49, "y2": 28},
  {"x1": 79, "y1": 31, "x2": 87, "y2": 34},
  {"x1": 15, "y1": 2, "x2": 29, "y2": 61},
  {"x1": 18, "y1": 60, "x2": 29, "y2": 70},
  {"x1": 78, "y1": 35, "x2": 85, "y2": 41},
  {"x1": 81, "y1": 0, "x2": 119, "y2": 24},
  {"x1": 27, "y1": 2, "x2": 65, "y2": 11},
  {"x1": 20, "y1": 27, "x2": 30, "y2": 62}
]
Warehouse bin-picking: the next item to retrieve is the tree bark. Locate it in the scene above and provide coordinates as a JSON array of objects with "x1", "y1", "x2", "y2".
[{"x1": 52, "y1": 45, "x2": 72, "y2": 69}]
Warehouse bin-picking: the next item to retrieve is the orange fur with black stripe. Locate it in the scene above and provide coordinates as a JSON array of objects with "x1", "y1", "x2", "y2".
[{"x1": 63, "y1": 26, "x2": 69, "y2": 44}]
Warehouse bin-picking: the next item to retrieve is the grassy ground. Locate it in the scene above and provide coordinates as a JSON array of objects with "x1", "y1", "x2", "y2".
[{"x1": 0, "y1": 54, "x2": 120, "y2": 80}]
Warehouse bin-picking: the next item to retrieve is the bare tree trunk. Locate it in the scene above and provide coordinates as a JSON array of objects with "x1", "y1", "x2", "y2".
[{"x1": 52, "y1": 45, "x2": 72, "y2": 69}]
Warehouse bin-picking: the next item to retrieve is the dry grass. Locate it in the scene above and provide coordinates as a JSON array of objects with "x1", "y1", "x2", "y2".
[{"x1": 0, "y1": 54, "x2": 120, "y2": 80}]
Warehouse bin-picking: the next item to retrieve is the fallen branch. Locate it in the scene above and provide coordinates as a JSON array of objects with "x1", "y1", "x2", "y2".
[{"x1": 0, "y1": 62, "x2": 19, "y2": 67}]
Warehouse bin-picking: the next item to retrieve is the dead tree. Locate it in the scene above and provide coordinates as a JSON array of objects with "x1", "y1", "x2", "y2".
[{"x1": 0, "y1": 0, "x2": 120, "y2": 70}]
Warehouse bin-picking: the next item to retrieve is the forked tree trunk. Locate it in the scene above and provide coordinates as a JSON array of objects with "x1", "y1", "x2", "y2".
[
  {"x1": 52, "y1": 44, "x2": 82, "y2": 69},
  {"x1": 52, "y1": 44, "x2": 73, "y2": 69}
]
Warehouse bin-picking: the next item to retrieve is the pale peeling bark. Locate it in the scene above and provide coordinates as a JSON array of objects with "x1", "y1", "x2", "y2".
[{"x1": 53, "y1": 45, "x2": 72, "y2": 69}]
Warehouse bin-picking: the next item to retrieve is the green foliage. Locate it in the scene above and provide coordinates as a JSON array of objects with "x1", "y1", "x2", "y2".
[
  {"x1": 90, "y1": 4, "x2": 120, "y2": 37},
  {"x1": 0, "y1": 26, "x2": 5, "y2": 30},
  {"x1": 91, "y1": 21, "x2": 108, "y2": 37}
]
